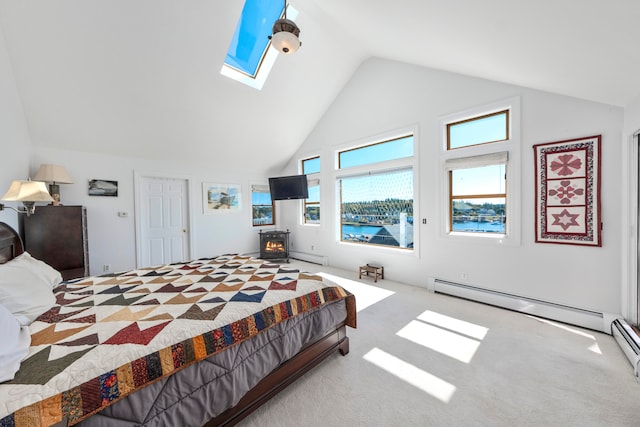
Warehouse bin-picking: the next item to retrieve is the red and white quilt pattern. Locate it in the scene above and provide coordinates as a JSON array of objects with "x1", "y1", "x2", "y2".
[{"x1": 534, "y1": 135, "x2": 601, "y2": 246}]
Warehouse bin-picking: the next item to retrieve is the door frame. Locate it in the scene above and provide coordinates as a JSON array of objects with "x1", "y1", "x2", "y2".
[{"x1": 133, "y1": 171, "x2": 195, "y2": 268}]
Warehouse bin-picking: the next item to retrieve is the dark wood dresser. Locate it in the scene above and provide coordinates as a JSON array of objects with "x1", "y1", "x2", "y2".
[{"x1": 19, "y1": 205, "x2": 89, "y2": 280}]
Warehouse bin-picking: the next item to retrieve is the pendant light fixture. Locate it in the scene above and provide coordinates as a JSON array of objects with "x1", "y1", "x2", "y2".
[{"x1": 268, "y1": 1, "x2": 301, "y2": 54}]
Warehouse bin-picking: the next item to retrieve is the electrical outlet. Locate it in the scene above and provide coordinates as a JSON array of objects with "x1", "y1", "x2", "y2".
[
  {"x1": 311, "y1": 245, "x2": 314, "y2": 251},
  {"x1": 103, "y1": 264, "x2": 111, "y2": 272},
  {"x1": 461, "y1": 272, "x2": 468, "y2": 280}
]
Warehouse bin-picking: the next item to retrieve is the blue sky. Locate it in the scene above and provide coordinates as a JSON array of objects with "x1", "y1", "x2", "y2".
[
  {"x1": 252, "y1": 190, "x2": 272, "y2": 205},
  {"x1": 452, "y1": 164, "x2": 505, "y2": 196},
  {"x1": 340, "y1": 135, "x2": 413, "y2": 169},
  {"x1": 225, "y1": 0, "x2": 283, "y2": 76},
  {"x1": 449, "y1": 112, "x2": 507, "y2": 149}
]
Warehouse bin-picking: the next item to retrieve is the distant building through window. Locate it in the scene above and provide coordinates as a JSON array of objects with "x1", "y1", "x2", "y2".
[
  {"x1": 448, "y1": 158, "x2": 507, "y2": 234},
  {"x1": 337, "y1": 135, "x2": 415, "y2": 249}
]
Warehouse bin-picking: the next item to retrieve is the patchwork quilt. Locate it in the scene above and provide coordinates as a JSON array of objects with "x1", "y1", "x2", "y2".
[{"x1": 0, "y1": 255, "x2": 356, "y2": 427}]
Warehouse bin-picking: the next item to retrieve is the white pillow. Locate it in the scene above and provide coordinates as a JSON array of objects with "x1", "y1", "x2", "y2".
[
  {"x1": 0, "y1": 252, "x2": 59, "y2": 325},
  {"x1": 0, "y1": 303, "x2": 31, "y2": 383},
  {"x1": 14, "y1": 251, "x2": 62, "y2": 288}
]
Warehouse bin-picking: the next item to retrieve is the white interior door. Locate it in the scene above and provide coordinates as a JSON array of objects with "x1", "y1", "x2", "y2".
[{"x1": 137, "y1": 176, "x2": 190, "y2": 267}]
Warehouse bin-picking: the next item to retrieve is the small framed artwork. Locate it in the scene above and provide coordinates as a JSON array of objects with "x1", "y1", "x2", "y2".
[
  {"x1": 88, "y1": 179, "x2": 118, "y2": 197},
  {"x1": 203, "y1": 182, "x2": 241, "y2": 214},
  {"x1": 533, "y1": 135, "x2": 601, "y2": 246}
]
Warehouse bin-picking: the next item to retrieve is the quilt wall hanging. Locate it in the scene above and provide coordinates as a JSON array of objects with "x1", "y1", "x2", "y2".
[{"x1": 533, "y1": 135, "x2": 601, "y2": 246}]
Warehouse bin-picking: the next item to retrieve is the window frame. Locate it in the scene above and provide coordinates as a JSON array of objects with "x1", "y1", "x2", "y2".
[
  {"x1": 448, "y1": 156, "x2": 507, "y2": 234},
  {"x1": 447, "y1": 109, "x2": 510, "y2": 150},
  {"x1": 334, "y1": 127, "x2": 419, "y2": 254},
  {"x1": 250, "y1": 184, "x2": 275, "y2": 227},
  {"x1": 301, "y1": 156, "x2": 321, "y2": 226},
  {"x1": 439, "y1": 98, "x2": 521, "y2": 244},
  {"x1": 338, "y1": 135, "x2": 414, "y2": 169}
]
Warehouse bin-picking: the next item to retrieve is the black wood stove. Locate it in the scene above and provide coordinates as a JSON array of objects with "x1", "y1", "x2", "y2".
[{"x1": 259, "y1": 229, "x2": 290, "y2": 262}]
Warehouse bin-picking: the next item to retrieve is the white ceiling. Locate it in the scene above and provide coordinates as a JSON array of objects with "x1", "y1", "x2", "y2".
[
  {"x1": 316, "y1": 0, "x2": 640, "y2": 107},
  {"x1": 0, "y1": 1, "x2": 638, "y2": 175}
]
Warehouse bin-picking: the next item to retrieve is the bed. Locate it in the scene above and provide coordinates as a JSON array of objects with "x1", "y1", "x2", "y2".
[{"x1": 0, "y1": 222, "x2": 356, "y2": 426}]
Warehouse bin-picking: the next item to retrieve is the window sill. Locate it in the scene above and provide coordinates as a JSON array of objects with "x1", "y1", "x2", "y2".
[
  {"x1": 448, "y1": 231, "x2": 505, "y2": 238},
  {"x1": 338, "y1": 240, "x2": 415, "y2": 254},
  {"x1": 447, "y1": 232, "x2": 510, "y2": 246}
]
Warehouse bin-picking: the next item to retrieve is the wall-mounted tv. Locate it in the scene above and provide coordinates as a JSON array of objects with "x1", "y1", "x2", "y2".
[{"x1": 269, "y1": 174, "x2": 309, "y2": 200}]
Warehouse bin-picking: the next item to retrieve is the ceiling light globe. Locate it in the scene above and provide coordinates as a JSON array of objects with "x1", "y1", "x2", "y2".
[{"x1": 270, "y1": 18, "x2": 301, "y2": 54}]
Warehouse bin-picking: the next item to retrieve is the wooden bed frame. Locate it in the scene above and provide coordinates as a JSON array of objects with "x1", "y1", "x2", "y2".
[
  {"x1": 0, "y1": 222, "x2": 350, "y2": 426},
  {"x1": 0, "y1": 221, "x2": 23, "y2": 264}
]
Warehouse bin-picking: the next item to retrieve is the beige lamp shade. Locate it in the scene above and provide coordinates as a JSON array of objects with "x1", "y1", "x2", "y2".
[
  {"x1": 32, "y1": 164, "x2": 74, "y2": 184},
  {"x1": 32, "y1": 164, "x2": 73, "y2": 206},
  {"x1": 1, "y1": 180, "x2": 54, "y2": 202},
  {"x1": 1, "y1": 180, "x2": 53, "y2": 216}
]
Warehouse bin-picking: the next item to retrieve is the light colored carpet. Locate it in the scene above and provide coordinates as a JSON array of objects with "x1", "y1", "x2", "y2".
[{"x1": 239, "y1": 260, "x2": 639, "y2": 427}]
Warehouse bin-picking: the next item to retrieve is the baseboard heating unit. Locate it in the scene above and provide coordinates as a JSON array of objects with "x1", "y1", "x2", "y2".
[
  {"x1": 611, "y1": 318, "x2": 640, "y2": 380},
  {"x1": 289, "y1": 251, "x2": 328, "y2": 266},
  {"x1": 243, "y1": 251, "x2": 327, "y2": 266},
  {"x1": 427, "y1": 278, "x2": 619, "y2": 333}
]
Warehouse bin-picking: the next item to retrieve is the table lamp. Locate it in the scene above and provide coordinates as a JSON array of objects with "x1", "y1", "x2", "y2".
[
  {"x1": 0, "y1": 179, "x2": 54, "y2": 216},
  {"x1": 32, "y1": 164, "x2": 74, "y2": 206}
]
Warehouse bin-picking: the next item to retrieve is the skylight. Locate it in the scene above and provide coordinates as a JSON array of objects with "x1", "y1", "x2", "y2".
[{"x1": 222, "y1": 1, "x2": 297, "y2": 90}]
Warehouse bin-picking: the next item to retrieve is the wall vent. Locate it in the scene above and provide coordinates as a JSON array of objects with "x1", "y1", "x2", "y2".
[{"x1": 427, "y1": 278, "x2": 619, "y2": 333}]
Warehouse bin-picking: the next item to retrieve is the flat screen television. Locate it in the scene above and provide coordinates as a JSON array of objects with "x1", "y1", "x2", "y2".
[{"x1": 269, "y1": 174, "x2": 309, "y2": 200}]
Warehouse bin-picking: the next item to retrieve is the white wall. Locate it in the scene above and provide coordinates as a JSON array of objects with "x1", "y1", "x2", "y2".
[
  {"x1": 29, "y1": 147, "x2": 270, "y2": 276},
  {"x1": 281, "y1": 58, "x2": 624, "y2": 317},
  {"x1": 0, "y1": 23, "x2": 31, "y2": 230},
  {"x1": 1, "y1": 47, "x2": 630, "y2": 320}
]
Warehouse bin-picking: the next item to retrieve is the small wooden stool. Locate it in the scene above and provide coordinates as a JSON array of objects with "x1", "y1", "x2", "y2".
[{"x1": 359, "y1": 263, "x2": 384, "y2": 282}]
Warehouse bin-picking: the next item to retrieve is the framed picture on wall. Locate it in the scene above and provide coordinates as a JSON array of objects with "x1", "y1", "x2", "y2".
[
  {"x1": 202, "y1": 182, "x2": 242, "y2": 214},
  {"x1": 88, "y1": 179, "x2": 118, "y2": 197},
  {"x1": 533, "y1": 135, "x2": 601, "y2": 246}
]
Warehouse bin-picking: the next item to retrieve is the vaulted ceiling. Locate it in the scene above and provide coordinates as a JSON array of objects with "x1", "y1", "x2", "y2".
[{"x1": 1, "y1": 1, "x2": 638, "y2": 175}]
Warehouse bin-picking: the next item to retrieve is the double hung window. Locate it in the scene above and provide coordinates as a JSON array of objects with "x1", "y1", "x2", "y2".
[
  {"x1": 447, "y1": 154, "x2": 507, "y2": 233},
  {"x1": 301, "y1": 157, "x2": 320, "y2": 224},
  {"x1": 251, "y1": 184, "x2": 275, "y2": 226},
  {"x1": 443, "y1": 106, "x2": 515, "y2": 237}
]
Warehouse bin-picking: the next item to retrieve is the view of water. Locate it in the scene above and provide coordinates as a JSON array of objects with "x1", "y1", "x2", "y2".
[
  {"x1": 342, "y1": 224, "x2": 383, "y2": 239},
  {"x1": 342, "y1": 222, "x2": 504, "y2": 237},
  {"x1": 452, "y1": 221, "x2": 504, "y2": 233}
]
